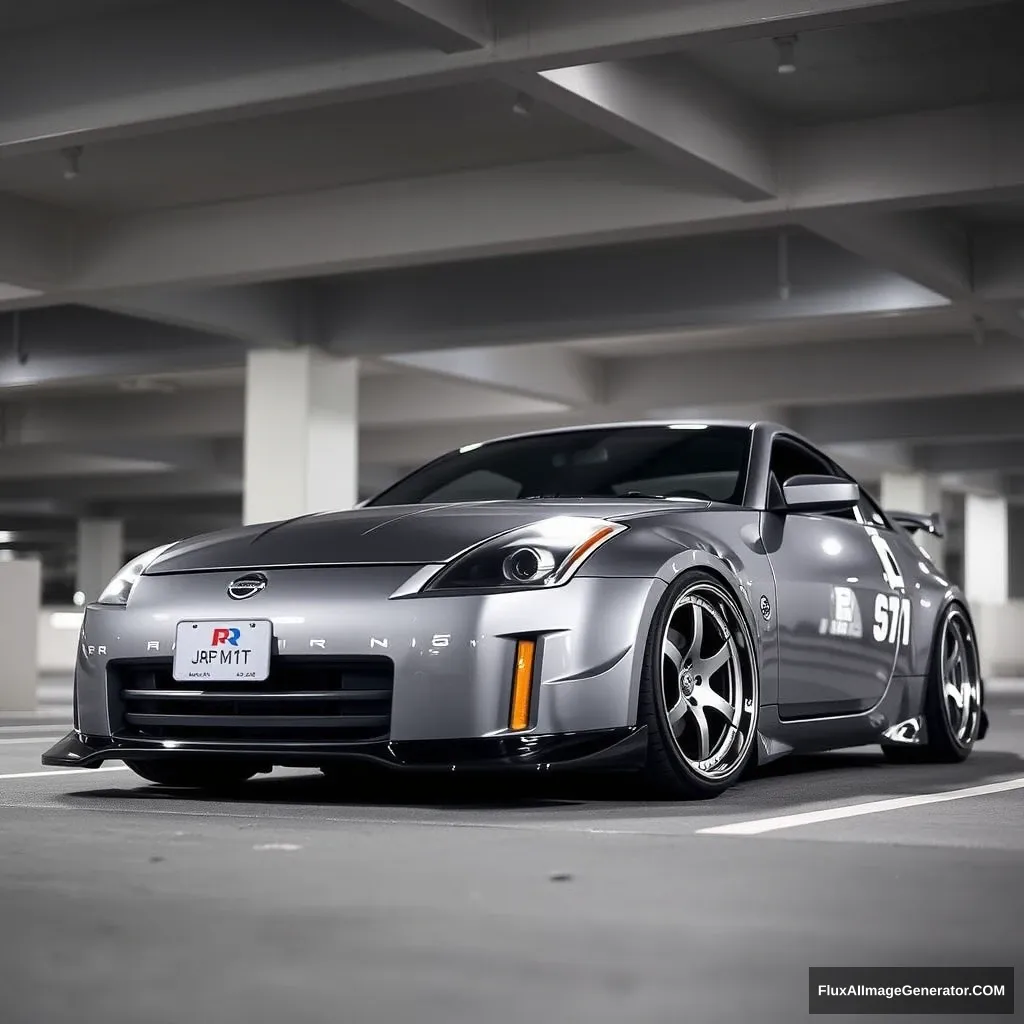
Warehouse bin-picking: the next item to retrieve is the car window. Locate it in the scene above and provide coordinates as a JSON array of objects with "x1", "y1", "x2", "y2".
[
  {"x1": 367, "y1": 425, "x2": 753, "y2": 506},
  {"x1": 424, "y1": 470, "x2": 522, "y2": 502},
  {"x1": 855, "y1": 488, "x2": 890, "y2": 529}
]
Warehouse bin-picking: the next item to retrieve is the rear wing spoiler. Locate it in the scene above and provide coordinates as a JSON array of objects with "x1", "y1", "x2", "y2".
[{"x1": 887, "y1": 510, "x2": 944, "y2": 538}]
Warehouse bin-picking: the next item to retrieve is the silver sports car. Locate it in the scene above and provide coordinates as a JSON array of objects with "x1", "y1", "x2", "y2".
[{"x1": 45, "y1": 421, "x2": 988, "y2": 798}]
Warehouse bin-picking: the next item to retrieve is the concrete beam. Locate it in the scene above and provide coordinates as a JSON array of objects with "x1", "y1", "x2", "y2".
[
  {"x1": 359, "y1": 373, "x2": 569, "y2": 426},
  {"x1": 340, "y1": 0, "x2": 491, "y2": 51},
  {"x1": 801, "y1": 209, "x2": 1024, "y2": 340},
  {"x1": 505, "y1": 0, "x2": 997, "y2": 64},
  {"x1": 63, "y1": 100, "x2": 1024, "y2": 291},
  {"x1": 0, "y1": 194, "x2": 70, "y2": 292},
  {"x1": 379, "y1": 345, "x2": 605, "y2": 405},
  {"x1": 324, "y1": 231, "x2": 943, "y2": 356},
  {"x1": 791, "y1": 392, "x2": 1024, "y2": 445},
  {"x1": 0, "y1": 450, "x2": 169, "y2": 480},
  {"x1": 974, "y1": 226, "x2": 1024, "y2": 303},
  {"x1": 0, "y1": 472, "x2": 244, "y2": 503},
  {"x1": 1, "y1": 389, "x2": 245, "y2": 446},
  {"x1": 913, "y1": 440, "x2": 1024, "y2": 473},
  {"x1": 360, "y1": 413, "x2": 622, "y2": 466},
  {"x1": 507, "y1": 56, "x2": 775, "y2": 200},
  {"x1": 87, "y1": 283, "x2": 309, "y2": 348},
  {"x1": 0, "y1": 0, "x2": 973, "y2": 157},
  {"x1": 606, "y1": 334, "x2": 1024, "y2": 409},
  {"x1": 0, "y1": 306, "x2": 244, "y2": 390}
]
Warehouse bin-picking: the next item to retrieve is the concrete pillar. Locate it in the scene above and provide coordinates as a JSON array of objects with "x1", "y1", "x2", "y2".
[
  {"x1": 0, "y1": 559, "x2": 41, "y2": 713},
  {"x1": 243, "y1": 348, "x2": 359, "y2": 525},
  {"x1": 880, "y1": 471, "x2": 945, "y2": 567},
  {"x1": 1009, "y1": 505, "x2": 1024, "y2": 601},
  {"x1": 76, "y1": 518, "x2": 124, "y2": 603},
  {"x1": 963, "y1": 494, "x2": 1008, "y2": 605}
]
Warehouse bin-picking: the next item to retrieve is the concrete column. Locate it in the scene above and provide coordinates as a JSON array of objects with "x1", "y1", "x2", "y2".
[
  {"x1": 0, "y1": 559, "x2": 41, "y2": 713},
  {"x1": 880, "y1": 471, "x2": 945, "y2": 567},
  {"x1": 243, "y1": 348, "x2": 359, "y2": 525},
  {"x1": 1009, "y1": 505, "x2": 1024, "y2": 601},
  {"x1": 76, "y1": 518, "x2": 124, "y2": 603},
  {"x1": 963, "y1": 494, "x2": 1008, "y2": 605}
]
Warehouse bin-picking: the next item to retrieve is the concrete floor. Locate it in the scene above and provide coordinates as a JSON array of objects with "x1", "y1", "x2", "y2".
[{"x1": 2, "y1": 684, "x2": 1022, "y2": 1024}]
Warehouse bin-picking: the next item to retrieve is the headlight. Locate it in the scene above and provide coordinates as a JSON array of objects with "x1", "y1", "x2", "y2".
[
  {"x1": 424, "y1": 517, "x2": 625, "y2": 592},
  {"x1": 96, "y1": 543, "x2": 175, "y2": 606}
]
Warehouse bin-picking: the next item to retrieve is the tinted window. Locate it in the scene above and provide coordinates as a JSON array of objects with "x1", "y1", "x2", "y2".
[
  {"x1": 368, "y1": 426, "x2": 753, "y2": 506},
  {"x1": 769, "y1": 436, "x2": 879, "y2": 524},
  {"x1": 769, "y1": 437, "x2": 834, "y2": 486},
  {"x1": 854, "y1": 487, "x2": 890, "y2": 529}
]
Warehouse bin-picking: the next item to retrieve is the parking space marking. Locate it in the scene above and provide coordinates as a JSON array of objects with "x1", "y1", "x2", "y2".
[
  {"x1": 698, "y1": 776, "x2": 1024, "y2": 835},
  {"x1": 0, "y1": 766, "x2": 130, "y2": 781},
  {"x1": 0, "y1": 724, "x2": 71, "y2": 733},
  {"x1": 0, "y1": 737, "x2": 62, "y2": 746}
]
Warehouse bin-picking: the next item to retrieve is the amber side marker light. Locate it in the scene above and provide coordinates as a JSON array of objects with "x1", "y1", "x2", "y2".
[
  {"x1": 561, "y1": 524, "x2": 617, "y2": 577},
  {"x1": 509, "y1": 638, "x2": 536, "y2": 731}
]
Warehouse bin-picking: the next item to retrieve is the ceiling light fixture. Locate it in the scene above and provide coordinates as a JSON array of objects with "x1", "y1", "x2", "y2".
[
  {"x1": 61, "y1": 145, "x2": 83, "y2": 180},
  {"x1": 512, "y1": 92, "x2": 534, "y2": 117},
  {"x1": 774, "y1": 35, "x2": 797, "y2": 74},
  {"x1": 971, "y1": 315, "x2": 986, "y2": 345},
  {"x1": 777, "y1": 230, "x2": 791, "y2": 300},
  {"x1": 117, "y1": 377, "x2": 179, "y2": 394}
]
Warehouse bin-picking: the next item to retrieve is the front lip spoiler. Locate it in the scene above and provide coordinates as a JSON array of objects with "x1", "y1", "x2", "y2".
[{"x1": 42, "y1": 726, "x2": 649, "y2": 773}]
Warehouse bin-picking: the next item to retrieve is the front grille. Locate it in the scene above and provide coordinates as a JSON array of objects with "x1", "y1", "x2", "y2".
[{"x1": 108, "y1": 656, "x2": 393, "y2": 743}]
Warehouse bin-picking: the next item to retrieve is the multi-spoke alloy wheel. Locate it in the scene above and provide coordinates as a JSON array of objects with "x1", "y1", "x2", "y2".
[
  {"x1": 883, "y1": 602, "x2": 982, "y2": 764},
  {"x1": 936, "y1": 607, "x2": 982, "y2": 752},
  {"x1": 640, "y1": 570, "x2": 760, "y2": 797}
]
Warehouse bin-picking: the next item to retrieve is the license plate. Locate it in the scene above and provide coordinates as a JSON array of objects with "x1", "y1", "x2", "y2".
[{"x1": 172, "y1": 620, "x2": 272, "y2": 682}]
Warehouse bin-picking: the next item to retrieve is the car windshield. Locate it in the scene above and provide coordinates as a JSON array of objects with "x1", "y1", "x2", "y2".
[{"x1": 366, "y1": 425, "x2": 752, "y2": 506}]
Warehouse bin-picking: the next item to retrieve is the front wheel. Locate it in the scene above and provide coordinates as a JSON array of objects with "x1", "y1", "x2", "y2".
[
  {"x1": 125, "y1": 758, "x2": 260, "y2": 789},
  {"x1": 638, "y1": 570, "x2": 761, "y2": 799},
  {"x1": 883, "y1": 603, "x2": 982, "y2": 764}
]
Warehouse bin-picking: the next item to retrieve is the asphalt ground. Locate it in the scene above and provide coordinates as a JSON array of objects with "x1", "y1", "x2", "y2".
[{"x1": 1, "y1": 681, "x2": 1022, "y2": 1024}]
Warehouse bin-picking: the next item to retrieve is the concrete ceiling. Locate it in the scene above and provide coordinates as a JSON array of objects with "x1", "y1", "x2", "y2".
[{"x1": 0, "y1": 0, "x2": 1022, "y2": 592}]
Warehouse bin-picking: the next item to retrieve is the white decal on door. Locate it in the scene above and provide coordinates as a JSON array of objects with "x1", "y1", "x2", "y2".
[
  {"x1": 873, "y1": 593, "x2": 911, "y2": 646},
  {"x1": 819, "y1": 585, "x2": 863, "y2": 638}
]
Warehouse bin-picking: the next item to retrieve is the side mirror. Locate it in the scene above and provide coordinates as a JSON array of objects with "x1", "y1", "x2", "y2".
[
  {"x1": 887, "y1": 510, "x2": 945, "y2": 538},
  {"x1": 782, "y1": 474, "x2": 859, "y2": 513}
]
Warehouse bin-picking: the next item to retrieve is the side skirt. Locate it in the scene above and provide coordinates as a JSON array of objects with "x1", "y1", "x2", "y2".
[{"x1": 755, "y1": 674, "x2": 928, "y2": 763}]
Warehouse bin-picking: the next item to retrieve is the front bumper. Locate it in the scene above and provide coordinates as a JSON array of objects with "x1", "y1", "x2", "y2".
[
  {"x1": 73, "y1": 566, "x2": 664, "y2": 745},
  {"x1": 42, "y1": 725, "x2": 649, "y2": 773}
]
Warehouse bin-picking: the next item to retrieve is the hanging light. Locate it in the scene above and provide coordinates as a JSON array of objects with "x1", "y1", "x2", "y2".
[
  {"x1": 512, "y1": 92, "x2": 534, "y2": 117},
  {"x1": 61, "y1": 145, "x2": 83, "y2": 180},
  {"x1": 774, "y1": 35, "x2": 798, "y2": 74}
]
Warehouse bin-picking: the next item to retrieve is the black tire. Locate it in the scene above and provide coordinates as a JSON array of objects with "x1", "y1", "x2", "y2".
[
  {"x1": 882, "y1": 602, "x2": 982, "y2": 764},
  {"x1": 638, "y1": 569, "x2": 761, "y2": 799},
  {"x1": 125, "y1": 758, "x2": 260, "y2": 789}
]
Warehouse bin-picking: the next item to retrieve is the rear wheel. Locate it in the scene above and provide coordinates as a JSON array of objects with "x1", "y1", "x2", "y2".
[
  {"x1": 883, "y1": 603, "x2": 982, "y2": 764},
  {"x1": 638, "y1": 570, "x2": 760, "y2": 798},
  {"x1": 125, "y1": 759, "x2": 260, "y2": 789}
]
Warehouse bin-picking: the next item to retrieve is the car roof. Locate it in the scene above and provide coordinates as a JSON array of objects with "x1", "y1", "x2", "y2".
[{"x1": 458, "y1": 419, "x2": 801, "y2": 449}]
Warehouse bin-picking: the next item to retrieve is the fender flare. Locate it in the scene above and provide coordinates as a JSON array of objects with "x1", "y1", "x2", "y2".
[{"x1": 625, "y1": 549, "x2": 771, "y2": 723}]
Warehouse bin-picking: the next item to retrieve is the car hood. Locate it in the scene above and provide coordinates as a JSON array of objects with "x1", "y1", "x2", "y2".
[{"x1": 146, "y1": 499, "x2": 712, "y2": 573}]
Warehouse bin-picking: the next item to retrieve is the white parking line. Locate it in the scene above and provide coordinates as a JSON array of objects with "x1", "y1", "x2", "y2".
[
  {"x1": 0, "y1": 737, "x2": 62, "y2": 746},
  {"x1": 0, "y1": 766, "x2": 130, "y2": 781},
  {"x1": 698, "y1": 777, "x2": 1024, "y2": 835},
  {"x1": 0, "y1": 724, "x2": 71, "y2": 733}
]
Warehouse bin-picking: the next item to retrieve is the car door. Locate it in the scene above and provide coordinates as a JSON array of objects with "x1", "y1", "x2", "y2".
[{"x1": 764, "y1": 436, "x2": 909, "y2": 719}]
